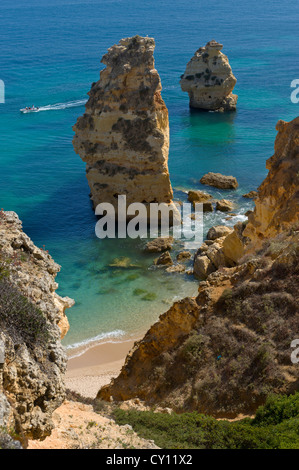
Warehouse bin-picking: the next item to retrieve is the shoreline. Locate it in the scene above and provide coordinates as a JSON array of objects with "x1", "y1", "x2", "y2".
[{"x1": 65, "y1": 338, "x2": 138, "y2": 399}]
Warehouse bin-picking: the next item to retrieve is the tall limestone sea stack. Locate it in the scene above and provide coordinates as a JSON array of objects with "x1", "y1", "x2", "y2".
[
  {"x1": 180, "y1": 40, "x2": 237, "y2": 111},
  {"x1": 73, "y1": 36, "x2": 175, "y2": 216}
]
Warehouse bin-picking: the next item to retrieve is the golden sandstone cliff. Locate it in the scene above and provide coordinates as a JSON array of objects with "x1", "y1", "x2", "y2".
[
  {"x1": 244, "y1": 117, "x2": 299, "y2": 248},
  {"x1": 0, "y1": 212, "x2": 74, "y2": 442},
  {"x1": 73, "y1": 36, "x2": 175, "y2": 215},
  {"x1": 98, "y1": 116, "x2": 299, "y2": 417},
  {"x1": 180, "y1": 40, "x2": 237, "y2": 111}
]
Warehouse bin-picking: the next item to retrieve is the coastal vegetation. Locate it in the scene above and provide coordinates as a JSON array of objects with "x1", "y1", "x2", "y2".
[
  {"x1": 0, "y1": 277, "x2": 50, "y2": 347},
  {"x1": 113, "y1": 393, "x2": 299, "y2": 449}
]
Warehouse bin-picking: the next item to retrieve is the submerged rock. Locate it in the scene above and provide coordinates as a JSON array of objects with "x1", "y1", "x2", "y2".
[
  {"x1": 200, "y1": 172, "x2": 238, "y2": 189},
  {"x1": 73, "y1": 35, "x2": 175, "y2": 218},
  {"x1": 180, "y1": 40, "x2": 237, "y2": 111},
  {"x1": 108, "y1": 257, "x2": 141, "y2": 269}
]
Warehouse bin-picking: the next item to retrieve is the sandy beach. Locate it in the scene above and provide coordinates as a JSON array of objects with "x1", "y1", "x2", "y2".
[{"x1": 65, "y1": 339, "x2": 137, "y2": 399}]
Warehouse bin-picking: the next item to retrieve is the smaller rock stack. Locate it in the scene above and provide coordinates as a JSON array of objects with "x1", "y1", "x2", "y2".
[{"x1": 180, "y1": 40, "x2": 237, "y2": 111}]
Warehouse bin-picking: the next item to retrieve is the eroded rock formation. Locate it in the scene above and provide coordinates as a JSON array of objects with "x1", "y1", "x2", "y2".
[
  {"x1": 73, "y1": 36, "x2": 175, "y2": 216},
  {"x1": 98, "y1": 117, "x2": 299, "y2": 417},
  {"x1": 180, "y1": 40, "x2": 238, "y2": 111},
  {"x1": 215, "y1": 199, "x2": 234, "y2": 212},
  {"x1": 0, "y1": 211, "x2": 74, "y2": 440},
  {"x1": 99, "y1": 231, "x2": 299, "y2": 416},
  {"x1": 244, "y1": 117, "x2": 299, "y2": 248},
  {"x1": 144, "y1": 236, "x2": 174, "y2": 253},
  {"x1": 200, "y1": 172, "x2": 238, "y2": 189}
]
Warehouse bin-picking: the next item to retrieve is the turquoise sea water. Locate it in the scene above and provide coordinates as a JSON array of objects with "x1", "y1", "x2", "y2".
[{"x1": 0, "y1": 0, "x2": 298, "y2": 352}]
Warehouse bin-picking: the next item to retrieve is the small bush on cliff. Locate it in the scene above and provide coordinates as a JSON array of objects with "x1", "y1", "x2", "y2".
[
  {"x1": 113, "y1": 393, "x2": 299, "y2": 449},
  {"x1": 0, "y1": 278, "x2": 50, "y2": 347},
  {"x1": 0, "y1": 257, "x2": 11, "y2": 280}
]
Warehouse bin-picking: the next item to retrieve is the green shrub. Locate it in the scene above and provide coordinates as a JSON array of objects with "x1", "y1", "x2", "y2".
[
  {"x1": 180, "y1": 333, "x2": 207, "y2": 364},
  {"x1": 113, "y1": 393, "x2": 299, "y2": 449},
  {"x1": 0, "y1": 278, "x2": 50, "y2": 346},
  {"x1": 253, "y1": 393, "x2": 299, "y2": 426}
]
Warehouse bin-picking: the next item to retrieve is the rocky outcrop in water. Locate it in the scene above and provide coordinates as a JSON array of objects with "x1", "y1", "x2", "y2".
[
  {"x1": 0, "y1": 211, "x2": 74, "y2": 440},
  {"x1": 73, "y1": 36, "x2": 175, "y2": 216},
  {"x1": 200, "y1": 172, "x2": 238, "y2": 189},
  {"x1": 242, "y1": 190, "x2": 258, "y2": 199},
  {"x1": 98, "y1": 117, "x2": 299, "y2": 417},
  {"x1": 216, "y1": 199, "x2": 234, "y2": 212},
  {"x1": 144, "y1": 237, "x2": 174, "y2": 253},
  {"x1": 180, "y1": 40, "x2": 238, "y2": 111}
]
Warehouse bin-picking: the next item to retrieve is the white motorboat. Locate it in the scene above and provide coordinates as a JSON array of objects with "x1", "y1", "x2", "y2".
[{"x1": 20, "y1": 106, "x2": 39, "y2": 113}]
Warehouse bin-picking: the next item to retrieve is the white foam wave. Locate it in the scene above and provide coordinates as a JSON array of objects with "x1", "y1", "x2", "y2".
[{"x1": 66, "y1": 329, "x2": 126, "y2": 359}]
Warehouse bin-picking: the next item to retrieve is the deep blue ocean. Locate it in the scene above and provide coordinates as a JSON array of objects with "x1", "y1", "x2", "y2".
[{"x1": 0, "y1": 0, "x2": 298, "y2": 353}]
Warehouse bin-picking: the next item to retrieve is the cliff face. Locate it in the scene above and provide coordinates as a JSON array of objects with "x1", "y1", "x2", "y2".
[
  {"x1": 98, "y1": 117, "x2": 299, "y2": 417},
  {"x1": 73, "y1": 36, "x2": 174, "y2": 214},
  {"x1": 180, "y1": 40, "x2": 237, "y2": 111},
  {"x1": 244, "y1": 117, "x2": 299, "y2": 247},
  {"x1": 0, "y1": 212, "x2": 74, "y2": 440}
]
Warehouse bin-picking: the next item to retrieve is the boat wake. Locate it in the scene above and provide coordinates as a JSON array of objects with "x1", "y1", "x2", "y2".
[
  {"x1": 38, "y1": 99, "x2": 87, "y2": 112},
  {"x1": 21, "y1": 99, "x2": 87, "y2": 114}
]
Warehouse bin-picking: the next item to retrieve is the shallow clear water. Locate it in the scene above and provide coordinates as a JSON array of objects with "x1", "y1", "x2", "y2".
[{"x1": 0, "y1": 0, "x2": 298, "y2": 350}]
